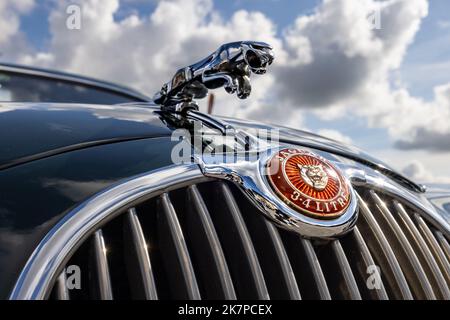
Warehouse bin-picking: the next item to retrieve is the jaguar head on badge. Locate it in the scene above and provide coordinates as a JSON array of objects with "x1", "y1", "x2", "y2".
[
  {"x1": 267, "y1": 148, "x2": 352, "y2": 220},
  {"x1": 299, "y1": 164, "x2": 329, "y2": 191}
]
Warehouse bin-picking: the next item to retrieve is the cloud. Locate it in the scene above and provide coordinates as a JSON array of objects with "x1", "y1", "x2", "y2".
[
  {"x1": 271, "y1": 0, "x2": 450, "y2": 152},
  {"x1": 0, "y1": 0, "x2": 34, "y2": 60},
  {"x1": 317, "y1": 129, "x2": 352, "y2": 145},
  {"x1": 3, "y1": 0, "x2": 450, "y2": 155},
  {"x1": 395, "y1": 129, "x2": 450, "y2": 152},
  {"x1": 402, "y1": 160, "x2": 450, "y2": 184},
  {"x1": 21, "y1": 0, "x2": 282, "y2": 94}
]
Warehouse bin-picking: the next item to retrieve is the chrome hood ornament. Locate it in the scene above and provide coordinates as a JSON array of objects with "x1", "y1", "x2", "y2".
[
  {"x1": 155, "y1": 41, "x2": 357, "y2": 238},
  {"x1": 154, "y1": 41, "x2": 274, "y2": 112}
]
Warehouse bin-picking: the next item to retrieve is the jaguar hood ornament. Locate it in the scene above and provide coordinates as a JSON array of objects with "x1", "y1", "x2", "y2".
[
  {"x1": 155, "y1": 41, "x2": 358, "y2": 238},
  {"x1": 154, "y1": 41, "x2": 274, "y2": 112}
]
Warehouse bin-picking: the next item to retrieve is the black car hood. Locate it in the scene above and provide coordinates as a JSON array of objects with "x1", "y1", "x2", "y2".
[
  {"x1": 0, "y1": 103, "x2": 172, "y2": 169},
  {"x1": 0, "y1": 102, "x2": 421, "y2": 192}
]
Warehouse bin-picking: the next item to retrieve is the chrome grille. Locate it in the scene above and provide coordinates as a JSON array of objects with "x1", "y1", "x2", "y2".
[{"x1": 49, "y1": 181, "x2": 450, "y2": 300}]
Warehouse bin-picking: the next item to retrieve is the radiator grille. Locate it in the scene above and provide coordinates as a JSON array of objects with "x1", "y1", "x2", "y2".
[{"x1": 49, "y1": 181, "x2": 450, "y2": 300}]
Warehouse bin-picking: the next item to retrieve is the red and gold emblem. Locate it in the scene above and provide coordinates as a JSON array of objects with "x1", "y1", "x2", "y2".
[{"x1": 267, "y1": 148, "x2": 351, "y2": 219}]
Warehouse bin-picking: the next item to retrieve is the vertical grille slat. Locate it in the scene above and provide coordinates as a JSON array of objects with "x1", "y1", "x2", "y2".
[
  {"x1": 227, "y1": 184, "x2": 301, "y2": 300},
  {"x1": 124, "y1": 208, "x2": 158, "y2": 300},
  {"x1": 47, "y1": 178, "x2": 450, "y2": 300},
  {"x1": 158, "y1": 193, "x2": 201, "y2": 300},
  {"x1": 348, "y1": 226, "x2": 389, "y2": 300},
  {"x1": 355, "y1": 191, "x2": 413, "y2": 300},
  {"x1": 435, "y1": 231, "x2": 450, "y2": 264},
  {"x1": 262, "y1": 220, "x2": 302, "y2": 300},
  {"x1": 415, "y1": 214, "x2": 450, "y2": 286},
  {"x1": 185, "y1": 185, "x2": 237, "y2": 300},
  {"x1": 301, "y1": 239, "x2": 331, "y2": 300},
  {"x1": 55, "y1": 270, "x2": 69, "y2": 300},
  {"x1": 394, "y1": 202, "x2": 450, "y2": 299},
  {"x1": 92, "y1": 229, "x2": 113, "y2": 300},
  {"x1": 319, "y1": 240, "x2": 362, "y2": 300},
  {"x1": 370, "y1": 191, "x2": 436, "y2": 299},
  {"x1": 300, "y1": 238, "x2": 331, "y2": 300},
  {"x1": 205, "y1": 182, "x2": 269, "y2": 299}
]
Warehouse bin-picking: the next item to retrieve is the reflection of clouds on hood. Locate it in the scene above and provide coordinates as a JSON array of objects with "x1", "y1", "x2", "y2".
[
  {"x1": 0, "y1": 102, "x2": 161, "y2": 124},
  {"x1": 42, "y1": 178, "x2": 115, "y2": 202}
]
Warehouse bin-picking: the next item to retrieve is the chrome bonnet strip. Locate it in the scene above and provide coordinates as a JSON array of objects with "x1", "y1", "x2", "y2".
[{"x1": 10, "y1": 164, "x2": 208, "y2": 300}]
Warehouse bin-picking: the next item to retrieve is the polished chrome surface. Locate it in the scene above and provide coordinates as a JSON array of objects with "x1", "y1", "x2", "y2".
[
  {"x1": 9, "y1": 139, "x2": 450, "y2": 300},
  {"x1": 394, "y1": 202, "x2": 450, "y2": 299},
  {"x1": 261, "y1": 219, "x2": 301, "y2": 299},
  {"x1": 218, "y1": 182, "x2": 270, "y2": 299},
  {"x1": 351, "y1": 226, "x2": 389, "y2": 299},
  {"x1": 197, "y1": 147, "x2": 359, "y2": 239},
  {"x1": 355, "y1": 191, "x2": 413, "y2": 299},
  {"x1": 415, "y1": 215, "x2": 450, "y2": 284},
  {"x1": 186, "y1": 185, "x2": 236, "y2": 299},
  {"x1": 92, "y1": 229, "x2": 113, "y2": 300},
  {"x1": 331, "y1": 240, "x2": 362, "y2": 300},
  {"x1": 300, "y1": 238, "x2": 331, "y2": 299},
  {"x1": 9, "y1": 161, "x2": 450, "y2": 299},
  {"x1": 153, "y1": 41, "x2": 274, "y2": 112},
  {"x1": 158, "y1": 193, "x2": 201, "y2": 299},
  {"x1": 10, "y1": 164, "x2": 209, "y2": 299},
  {"x1": 55, "y1": 270, "x2": 69, "y2": 300},
  {"x1": 125, "y1": 208, "x2": 158, "y2": 300},
  {"x1": 370, "y1": 191, "x2": 436, "y2": 299}
]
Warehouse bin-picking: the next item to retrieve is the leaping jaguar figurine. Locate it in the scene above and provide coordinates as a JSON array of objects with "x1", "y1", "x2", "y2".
[{"x1": 154, "y1": 41, "x2": 274, "y2": 112}]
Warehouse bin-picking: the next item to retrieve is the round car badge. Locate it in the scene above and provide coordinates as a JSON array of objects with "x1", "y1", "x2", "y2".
[{"x1": 267, "y1": 148, "x2": 351, "y2": 220}]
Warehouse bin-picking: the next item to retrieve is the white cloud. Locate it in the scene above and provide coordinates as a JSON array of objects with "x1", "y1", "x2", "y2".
[
  {"x1": 317, "y1": 129, "x2": 352, "y2": 144},
  {"x1": 3, "y1": 0, "x2": 450, "y2": 155},
  {"x1": 402, "y1": 160, "x2": 450, "y2": 184},
  {"x1": 0, "y1": 0, "x2": 34, "y2": 60},
  {"x1": 21, "y1": 0, "x2": 281, "y2": 100}
]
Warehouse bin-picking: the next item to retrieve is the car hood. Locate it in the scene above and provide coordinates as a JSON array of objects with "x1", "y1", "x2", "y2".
[
  {"x1": 0, "y1": 103, "x2": 172, "y2": 169},
  {"x1": 0, "y1": 102, "x2": 422, "y2": 192}
]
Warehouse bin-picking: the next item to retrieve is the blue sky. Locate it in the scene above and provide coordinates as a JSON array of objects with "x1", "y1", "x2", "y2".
[
  {"x1": 2, "y1": 0, "x2": 450, "y2": 183},
  {"x1": 18, "y1": 0, "x2": 450, "y2": 100}
]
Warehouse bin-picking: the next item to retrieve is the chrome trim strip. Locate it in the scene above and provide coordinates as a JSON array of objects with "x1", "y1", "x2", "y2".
[
  {"x1": 370, "y1": 191, "x2": 436, "y2": 299},
  {"x1": 199, "y1": 147, "x2": 359, "y2": 239},
  {"x1": 300, "y1": 238, "x2": 331, "y2": 300},
  {"x1": 55, "y1": 270, "x2": 69, "y2": 300},
  {"x1": 219, "y1": 182, "x2": 270, "y2": 300},
  {"x1": 351, "y1": 226, "x2": 389, "y2": 300},
  {"x1": 92, "y1": 229, "x2": 113, "y2": 300},
  {"x1": 331, "y1": 240, "x2": 362, "y2": 300},
  {"x1": 415, "y1": 214, "x2": 450, "y2": 284},
  {"x1": 187, "y1": 185, "x2": 236, "y2": 300},
  {"x1": 9, "y1": 159, "x2": 450, "y2": 300},
  {"x1": 394, "y1": 202, "x2": 450, "y2": 299},
  {"x1": 435, "y1": 231, "x2": 450, "y2": 263},
  {"x1": 356, "y1": 191, "x2": 413, "y2": 299},
  {"x1": 263, "y1": 220, "x2": 302, "y2": 300},
  {"x1": 355, "y1": 171, "x2": 450, "y2": 237},
  {"x1": 159, "y1": 193, "x2": 201, "y2": 299},
  {"x1": 125, "y1": 208, "x2": 158, "y2": 300},
  {"x1": 9, "y1": 164, "x2": 208, "y2": 300}
]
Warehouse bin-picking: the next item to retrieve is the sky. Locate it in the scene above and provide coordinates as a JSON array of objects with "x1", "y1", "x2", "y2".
[{"x1": 1, "y1": 0, "x2": 450, "y2": 184}]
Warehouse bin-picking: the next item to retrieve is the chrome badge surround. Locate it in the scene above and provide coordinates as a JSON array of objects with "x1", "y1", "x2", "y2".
[
  {"x1": 195, "y1": 145, "x2": 359, "y2": 239},
  {"x1": 266, "y1": 148, "x2": 352, "y2": 220}
]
